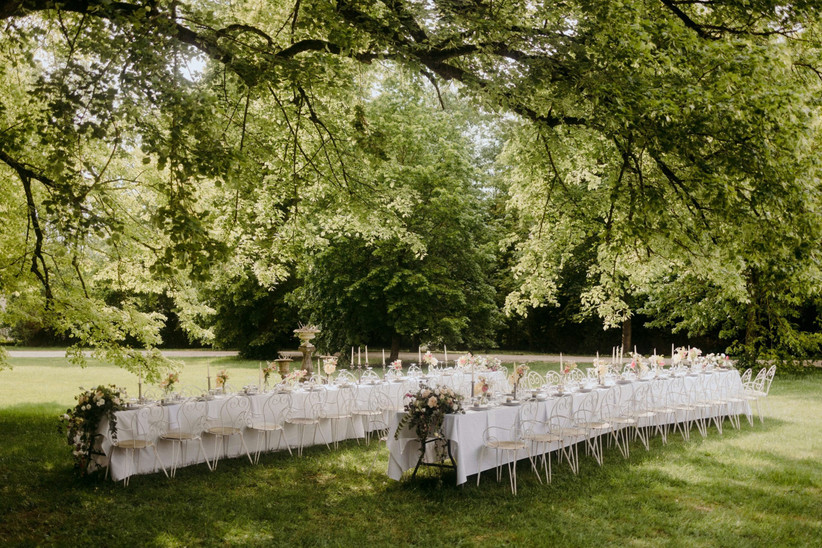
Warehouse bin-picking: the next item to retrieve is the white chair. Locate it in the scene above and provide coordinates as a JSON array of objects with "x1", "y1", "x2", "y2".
[
  {"x1": 627, "y1": 383, "x2": 656, "y2": 451},
  {"x1": 744, "y1": 366, "x2": 775, "y2": 424},
  {"x1": 204, "y1": 395, "x2": 253, "y2": 469},
  {"x1": 548, "y1": 395, "x2": 586, "y2": 475},
  {"x1": 519, "y1": 401, "x2": 559, "y2": 483},
  {"x1": 286, "y1": 387, "x2": 330, "y2": 456},
  {"x1": 407, "y1": 364, "x2": 423, "y2": 377},
  {"x1": 692, "y1": 373, "x2": 723, "y2": 437},
  {"x1": 721, "y1": 371, "x2": 750, "y2": 430},
  {"x1": 360, "y1": 369, "x2": 381, "y2": 383},
  {"x1": 111, "y1": 405, "x2": 169, "y2": 486},
  {"x1": 159, "y1": 399, "x2": 211, "y2": 476},
  {"x1": 544, "y1": 370, "x2": 562, "y2": 388},
  {"x1": 248, "y1": 392, "x2": 292, "y2": 462},
  {"x1": 648, "y1": 378, "x2": 676, "y2": 444},
  {"x1": 351, "y1": 385, "x2": 390, "y2": 444},
  {"x1": 477, "y1": 424, "x2": 531, "y2": 495},
  {"x1": 600, "y1": 384, "x2": 636, "y2": 459},
  {"x1": 524, "y1": 370, "x2": 545, "y2": 390},
  {"x1": 572, "y1": 392, "x2": 611, "y2": 466},
  {"x1": 334, "y1": 370, "x2": 357, "y2": 386},
  {"x1": 666, "y1": 376, "x2": 697, "y2": 442},
  {"x1": 321, "y1": 386, "x2": 355, "y2": 449}
]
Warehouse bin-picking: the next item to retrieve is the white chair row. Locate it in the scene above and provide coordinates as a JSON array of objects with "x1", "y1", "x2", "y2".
[
  {"x1": 109, "y1": 383, "x2": 408, "y2": 484},
  {"x1": 475, "y1": 369, "x2": 771, "y2": 495}
]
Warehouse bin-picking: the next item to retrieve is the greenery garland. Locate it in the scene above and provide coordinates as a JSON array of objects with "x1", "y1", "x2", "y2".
[{"x1": 59, "y1": 385, "x2": 125, "y2": 476}]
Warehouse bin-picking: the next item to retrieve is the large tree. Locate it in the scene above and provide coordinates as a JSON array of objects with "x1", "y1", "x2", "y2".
[{"x1": 1, "y1": 1, "x2": 821, "y2": 372}]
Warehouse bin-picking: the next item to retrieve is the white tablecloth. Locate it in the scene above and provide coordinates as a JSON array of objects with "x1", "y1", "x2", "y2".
[
  {"x1": 97, "y1": 369, "x2": 507, "y2": 481},
  {"x1": 387, "y1": 369, "x2": 749, "y2": 485}
]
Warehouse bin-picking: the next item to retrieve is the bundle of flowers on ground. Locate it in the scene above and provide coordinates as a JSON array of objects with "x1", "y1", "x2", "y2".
[
  {"x1": 60, "y1": 385, "x2": 125, "y2": 476},
  {"x1": 395, "y1": 384, "x2": 464, "y2": 454}
]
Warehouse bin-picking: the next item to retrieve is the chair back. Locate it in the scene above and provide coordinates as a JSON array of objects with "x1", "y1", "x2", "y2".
[
  {"x1": 173, "y1": 399, "x2": 208, "y2": 436},
  {"x1": 213, "y1": 395, "x2": 251, "y2": 430},
  {"x1": 257, "y1": 392, "x2": 291, "y2": 428},
  {"x1": 524, "y1": 370, "x2": 545, "y2": 390}
]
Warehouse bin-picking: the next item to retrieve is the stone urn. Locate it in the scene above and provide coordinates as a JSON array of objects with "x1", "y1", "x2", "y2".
[{"x1": 294, "y1": 325, "x2": 321, "y2": 377}]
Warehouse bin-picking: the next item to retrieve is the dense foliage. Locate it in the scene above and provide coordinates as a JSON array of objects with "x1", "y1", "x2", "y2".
[{"x1": 1, "y1": 1, "x2": 821, "y2": 371}]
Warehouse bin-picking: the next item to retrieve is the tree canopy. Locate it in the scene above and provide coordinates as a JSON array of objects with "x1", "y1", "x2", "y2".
[{"x1": 2, "y1": 1, "x2": 821, "y2": 372}]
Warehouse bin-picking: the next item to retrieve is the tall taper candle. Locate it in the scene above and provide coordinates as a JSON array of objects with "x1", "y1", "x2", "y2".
[
  {"x1": 352, "y1": 346, "x2": 354, "y2": 366},
  {"x1": 358, "y1": 346, "x2": 361, "y2": 366},
  {"x1": 259, "y1": 362, "x2": 263, "y2": 388},
  {"x1": 382, "y1": 348, "x2": 386, "y2": 365},
  {"x1": 365, "y1": 346, "x2": 369, "y2": 366},
  {"x1": 418, "y1": 347, "x2": 422, "y2": 364},
  {"x1": 444, "y1": 345, "x2": 448, "y2": 366}
]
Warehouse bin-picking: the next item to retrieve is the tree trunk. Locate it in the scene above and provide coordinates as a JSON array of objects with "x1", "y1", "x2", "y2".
[
  {"x1": 389, "y1": 333, "x2": 401, "y2": 362},
  {"x1": 621, "y1": 317, "x2": 632, "y2": 355}
]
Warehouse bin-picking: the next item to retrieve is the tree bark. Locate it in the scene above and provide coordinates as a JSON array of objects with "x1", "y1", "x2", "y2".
[
  {"x1": 389, "y1": 333, "x2": 401, "y2": 362},
  {"x1": 621, "y1": 317, "x2": 632, "y2": 355}
]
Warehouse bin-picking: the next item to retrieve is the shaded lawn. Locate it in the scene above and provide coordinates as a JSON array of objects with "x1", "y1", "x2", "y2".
[{"x1": 0, "y1": 358, "x2": 820, "y2": 546}]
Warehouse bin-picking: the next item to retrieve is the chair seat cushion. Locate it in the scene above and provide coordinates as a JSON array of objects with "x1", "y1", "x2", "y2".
[
  {"x1": 161, "y1": 432, "x2": 195, "y2": 441},
  {"x1": 488, "y1": 440, "x2": 526, "y2": 451},
  {"x1": 206, "y1": 426, "x2": 241, "y2": 436},
  {"x1": 116, "y1": 440, "x2": 151, "y2": 449}
]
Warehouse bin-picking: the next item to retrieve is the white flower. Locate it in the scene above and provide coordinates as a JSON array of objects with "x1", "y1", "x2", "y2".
[
  {"x1": 96, "y1": 399, "x2": 105, "y2": 407},
  {"x1": 427, "y1": 396, "x2": 438, "y2": 408}
]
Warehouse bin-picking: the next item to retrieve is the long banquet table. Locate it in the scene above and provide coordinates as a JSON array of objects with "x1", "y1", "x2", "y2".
[
  {"x1": 387, "y1": 369, "x2": 749, "y2": 485},
  {"x1": 97, "y1": 369, "x2": 507, "y2": 482}
]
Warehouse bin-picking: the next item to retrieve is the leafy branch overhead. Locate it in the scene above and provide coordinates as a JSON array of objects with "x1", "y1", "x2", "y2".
[{"x1": 0, "y1": 1, "x2": 821, "y2": 370}]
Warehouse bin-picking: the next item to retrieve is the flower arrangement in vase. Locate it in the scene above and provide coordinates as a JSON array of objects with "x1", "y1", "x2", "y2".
[
  {"x1": 474, "y1": 376, "x2": 490, "y2": 404},
  {"x1": 159, "y1": 371, "x2": 180, "y2": 395},
  {"x1": 323, "y1": 357, "x2": 338, "y2": 382},
  {"x1": 508, "y1": 364, "x2": 529, "y2": 398},
  {"x1": 216, "y1": 369, "x2": 229, "y2": 392},
  {"x1": 422, "y1": 351, "x2": 439, "y2": 369}
]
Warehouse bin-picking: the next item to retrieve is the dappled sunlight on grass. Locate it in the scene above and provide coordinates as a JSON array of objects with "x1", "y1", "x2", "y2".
[{"x1": 1, "y1": 360, "x2": 821, "y2": 545}]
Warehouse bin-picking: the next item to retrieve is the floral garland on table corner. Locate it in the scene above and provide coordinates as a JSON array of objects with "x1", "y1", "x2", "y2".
[
  {"x1": 59, "y1": 385, "x2": 125, "y2": 476},
  {"x1": 395, "y1": 384, "x2": 464, "y2": 455}
]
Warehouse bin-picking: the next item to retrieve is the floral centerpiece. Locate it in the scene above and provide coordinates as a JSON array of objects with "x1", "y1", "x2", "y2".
[
  {"x1": 422, "y1": 351, "x2": 439, "y2": 369},
  {"x1": 284, "y1": 369, "x2": 307, "y2": 386},
  {"x1": 395, "y1": 384, "x2": 464, "y2": 456},
  {"x1": 323, "y1": 357, "x2": 338, "y2": 381},
  {"x1": 474, "y1": 376, "x2": 491, "y2": 404},
  {"x1": 60, "y1": 385, "x2": 125, "y2": 476},
  {"x1": 456, "y1": 354, "x2": 502, "y2": 372},
  {"x1": 159, "y1": 371, "x2": 180, "y2": 395},
  {"x1": 216, "y1": 369, "x2": 229, "y2": 389},
  {"x1": 509, "y1": 363, "x2": 529, "y2": 396},
  {"x1": 263, "y1": 362, "x2": 282, "y2": 386},
  {"x1": 389, "y1": 359, "x2": 403, "y2": 372},
  {"x1": 593, "y1": 358, "x2": 608, "y2": 384}
]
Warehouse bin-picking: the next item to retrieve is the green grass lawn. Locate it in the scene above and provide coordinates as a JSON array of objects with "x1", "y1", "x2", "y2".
[{"x1": 1, "y1": 355, "x2": 820, "y2": 546}]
